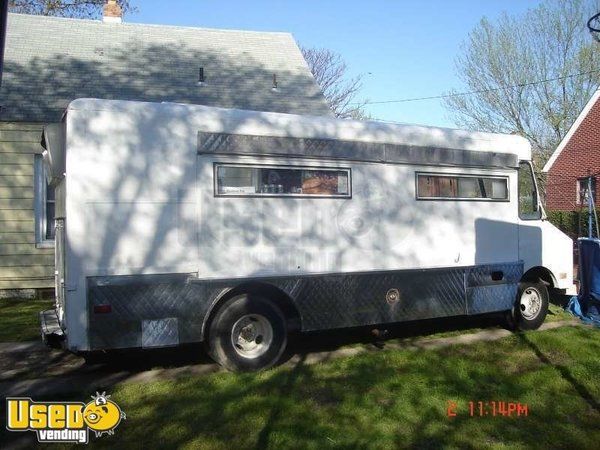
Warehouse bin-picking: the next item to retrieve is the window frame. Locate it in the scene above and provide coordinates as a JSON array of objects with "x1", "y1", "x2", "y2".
[
  {"x1": 34, "y1": 154, "x2": 55, "y2": 248},
  {"x1": 213, "y1": 162, "x2": 352, "y2": 199},
  {"x1": 517, "y1": 161, "x2": 542, "y2": 221},
  {"x1": 576, "y1": 177, "x2": 596, "y2": 206},
  {"x1": 415, "y1": 171, "x2": 510, "y2": 202}
]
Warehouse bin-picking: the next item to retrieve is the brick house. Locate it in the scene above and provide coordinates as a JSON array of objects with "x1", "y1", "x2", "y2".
[
  {"x1": 543, "y1": 90, "x2": 600, "y2": 211},
  {"x1": 0, "y1": 4, "x2": 331, "y2": 296}
]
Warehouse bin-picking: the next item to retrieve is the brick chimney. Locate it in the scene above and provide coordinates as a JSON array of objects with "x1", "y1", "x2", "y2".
[{"x1": 103, "y1": 0, "x2": 122, "y2": 23}]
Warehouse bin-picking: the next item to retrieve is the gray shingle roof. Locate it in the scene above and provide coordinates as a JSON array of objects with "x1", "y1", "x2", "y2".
[{"x1": 1, "y1": 13, "x2": 332, "y2": 122}]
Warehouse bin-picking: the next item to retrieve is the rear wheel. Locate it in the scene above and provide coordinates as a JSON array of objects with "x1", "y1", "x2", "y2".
[
  {"x1": 206, "y1": 294, "x2": 287, "y2": 372},
  {"x1": 511, "y1": 282, "x2": 549, "y2": 330}
]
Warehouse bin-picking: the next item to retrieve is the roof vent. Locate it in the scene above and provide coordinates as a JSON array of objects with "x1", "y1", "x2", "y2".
[{"x1": 103, "y1": 0, "x2": 122, "y2": 23}]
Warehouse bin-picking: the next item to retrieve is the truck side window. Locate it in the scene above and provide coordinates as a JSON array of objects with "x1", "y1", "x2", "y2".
[
  {"x1": 215, "y1": 164, "x2": 351, "y2": 198},
  {"x1": 416, "y1": 173, "x2": 508, "y2": 201},
  {"x1": 518, "y1": 162, "x2": 541, "y2": 220}
]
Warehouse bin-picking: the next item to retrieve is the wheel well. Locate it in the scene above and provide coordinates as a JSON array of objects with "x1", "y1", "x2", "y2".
[
  {"x1": 521, "y1": 266, "x2": 556, "y2": 288},
  {"x1": 201, "y1": 282, "x2": 302, "y2": 340}
]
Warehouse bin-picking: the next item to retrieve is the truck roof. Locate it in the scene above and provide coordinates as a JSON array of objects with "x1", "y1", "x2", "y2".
[{"x1": 67, "y1": 98, "x2": 532, "y2": 163}]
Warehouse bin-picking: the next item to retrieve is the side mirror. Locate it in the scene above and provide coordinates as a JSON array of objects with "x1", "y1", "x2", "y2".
[{"x1": 41, "y1": 123, "x2": 66, "y2": 186}]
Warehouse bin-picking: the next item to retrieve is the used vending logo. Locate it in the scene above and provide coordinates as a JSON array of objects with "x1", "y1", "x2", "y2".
[{"x1": 6, "y1": 392, "x2": 126, "y2": 444}]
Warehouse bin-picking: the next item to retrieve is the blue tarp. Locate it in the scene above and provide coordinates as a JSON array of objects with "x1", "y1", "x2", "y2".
[{"x1": 567, "y1": 238, "x2": 600, "y2": 327}]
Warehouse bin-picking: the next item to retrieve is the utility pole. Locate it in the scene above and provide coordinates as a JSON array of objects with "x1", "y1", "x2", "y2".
[
  {"x1": 588, "y1": 174, "x2": 599, "y2": 239},
  {"x1": 589, "y1": 176, "x2": 593, "y2": 238}
]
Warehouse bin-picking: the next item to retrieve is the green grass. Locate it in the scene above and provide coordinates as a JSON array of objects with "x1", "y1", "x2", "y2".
[
  {"x1": 6, "y1": 325, "x2": 597, "y2": 449},
  {"x1": 546, "y1": 302, "x2": 574, "y2": 322},
  {"x1": 0, "y1": 296, "x2": 593, "y2": 449},
  {"x1": 111, "y1": 327, "x2": 600, "y2": 449},
  {"x1": 0, "y1": 299, "x2": 54, "y2": 342}
]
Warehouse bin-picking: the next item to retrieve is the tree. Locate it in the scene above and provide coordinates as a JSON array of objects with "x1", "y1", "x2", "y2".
[
  {"x1": 443, "y1": 0, "x2": 600, "y2": 163},
  {"x1": 301, "y1": 46, "x2": 369, "y2": 119},
  {"x1": 9, "y1": 0, "x2": 134, "y2": 19}
]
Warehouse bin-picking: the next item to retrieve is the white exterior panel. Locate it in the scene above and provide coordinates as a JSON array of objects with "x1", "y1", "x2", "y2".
[{"x1": 58, "y1": 99, "x2": 569, "y2": 351}]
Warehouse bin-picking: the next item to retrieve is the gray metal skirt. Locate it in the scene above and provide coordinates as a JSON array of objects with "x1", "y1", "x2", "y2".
[{"x1": 86, "y1": 261, "x2": 522, "y2": 350}]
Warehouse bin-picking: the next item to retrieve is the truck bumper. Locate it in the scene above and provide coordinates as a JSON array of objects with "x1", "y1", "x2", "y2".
[{"x1": 40, "y1": 309, "x2": 65, "y2": 348}]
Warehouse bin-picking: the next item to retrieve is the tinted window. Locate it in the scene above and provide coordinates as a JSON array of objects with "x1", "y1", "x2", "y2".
[{"x1": 416, "y1": 174, "x2": 508, "y2": 201}]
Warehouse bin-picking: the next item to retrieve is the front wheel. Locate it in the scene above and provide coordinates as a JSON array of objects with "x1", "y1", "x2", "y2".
[
  {"x1": 511, "y1": 282, "x2": 549, "y2": 331},
  {"x1": 206, "y1": 294, "x2": 287, "y2": 372}
]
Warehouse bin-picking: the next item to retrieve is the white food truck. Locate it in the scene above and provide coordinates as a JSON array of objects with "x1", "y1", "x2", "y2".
[{"x1": 40, "y1": 98, "x2": 573, "y2": 371}]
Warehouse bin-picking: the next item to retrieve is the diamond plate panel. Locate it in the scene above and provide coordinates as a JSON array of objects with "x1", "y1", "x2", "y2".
[
  {"x1": 467, "y1": 262, "x2": 522, "y2": 287},
  {"x1": 198, "y1": 132, "x2": 384, "y2": 163},
  {"x1": 467, "y1": 285, "x2": 519, "y2": 315},
  {"x1": 142, "y1": 318, "x2": 179, "y2": 348},
  {"x1": 466, "y1": 262, "x2": 522, "y2": 314},
  {"x1": 87, "y1": 273, "x2": 227, "y2": 350},
  {"x1": 197, "y1": 132, "x2": 518, "y2": 169},
  {"x1": 86, "y1": 262, "x2": 523, "y2": 349},
  {"x1": 268, "y1": 267, "x2": 468, "y2": 331}
]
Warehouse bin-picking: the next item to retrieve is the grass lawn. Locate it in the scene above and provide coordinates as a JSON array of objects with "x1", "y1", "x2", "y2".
[
  {"x1": 0, "y1": 299, "x2": 54, "y2": 342},
  {"x1": 5, "y1": 325, "x2": 596, "y2": 449},
  {"x1": 546, "y1": 301, "x2": 574, "y2": 322},
  {"x1": 1, "y1": 295, "x2": 594, "y2": 449}
]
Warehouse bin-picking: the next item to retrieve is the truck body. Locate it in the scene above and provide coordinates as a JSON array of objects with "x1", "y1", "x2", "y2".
[{"x1": 40, "y1": 99, "x2": 573, "y2": 368}]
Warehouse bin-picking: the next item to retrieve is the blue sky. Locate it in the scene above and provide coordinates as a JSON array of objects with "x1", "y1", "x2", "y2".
[{"x1": 128, "y1": 0, "x2": 543, "y2": 128}]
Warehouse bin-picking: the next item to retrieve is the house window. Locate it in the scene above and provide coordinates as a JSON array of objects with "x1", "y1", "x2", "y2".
[
  {"x1": 34, "y1": 155, "x2": 55, "y2": 246},
  {"x1": 576, "y1": 177, "x2": 596, "y2": 206},
  {"x1": 416, "y1": 173, "x2": 508, "y2": 201},
  {"x1": 215, "y1": 164, "x2": 351, "y2": 198}
]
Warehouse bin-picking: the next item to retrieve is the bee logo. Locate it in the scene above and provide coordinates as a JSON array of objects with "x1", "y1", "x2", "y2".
[{"x1": 83, "y1": 392, "x2": 126, "y2": 437}]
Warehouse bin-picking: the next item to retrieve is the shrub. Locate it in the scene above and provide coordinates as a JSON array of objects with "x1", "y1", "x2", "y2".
[{"x1": 546, "y1": 209, "x2": 600, "y2": 239}]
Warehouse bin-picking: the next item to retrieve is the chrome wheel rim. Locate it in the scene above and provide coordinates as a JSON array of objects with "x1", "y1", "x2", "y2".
[
  {"x1": 231, "y1": 314, "x2": 273, "y2": 358},
  {"x1": 520, "y1": 287, "x2": 542, "y2": 320}
]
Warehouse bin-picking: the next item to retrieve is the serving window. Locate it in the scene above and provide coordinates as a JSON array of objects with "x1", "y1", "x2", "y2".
[
  {"x1": 416, "y1": 173, "x2": 509, "y2": 201},
  {"x1": 215, "y1": 164, "x2": 351, "y2": 198}
]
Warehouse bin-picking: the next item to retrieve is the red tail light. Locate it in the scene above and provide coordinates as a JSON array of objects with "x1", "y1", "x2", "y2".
[{"x1": 93, "y1": 304, "x2": 112, "y2": 314}]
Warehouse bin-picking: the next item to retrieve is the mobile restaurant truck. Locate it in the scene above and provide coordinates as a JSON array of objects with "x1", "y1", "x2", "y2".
[{"x1": 40, "y1": 98, "x2": 573, "y2": 371}]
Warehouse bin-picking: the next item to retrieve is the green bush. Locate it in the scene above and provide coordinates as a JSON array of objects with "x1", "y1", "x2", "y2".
[{"x1": 546, "y1": 209, "x2": 600, "y2": 239}]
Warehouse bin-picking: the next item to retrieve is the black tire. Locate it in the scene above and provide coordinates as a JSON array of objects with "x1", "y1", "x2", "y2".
[
  {"x1": 206, "y1": 294, "x2": 287, "y2": 372},
  {"x1": 511, "y1": 282, "x2": 549, "y2": 331}
]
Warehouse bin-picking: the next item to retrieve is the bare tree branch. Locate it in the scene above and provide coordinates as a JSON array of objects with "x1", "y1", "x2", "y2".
[
  {"x1": 8, "y1": 0, "x2": 135, "y2": 19},
  {"x1": 301, "y1": 46, "x2": 370, "y2": 119},
  {"x1": 443, "y1": 0, "x2": 600, "y2": 163}
]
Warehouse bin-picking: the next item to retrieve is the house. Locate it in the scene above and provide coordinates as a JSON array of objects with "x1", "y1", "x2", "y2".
[
  {"x1": 0, "y1": 3, "x2": 331, "y2": 296},
  {"x1": 543, "y1": 90, "x2": 600, "y2": 212}
]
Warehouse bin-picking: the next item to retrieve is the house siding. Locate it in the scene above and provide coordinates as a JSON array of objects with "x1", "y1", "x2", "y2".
[
  {"x1": 0, "y1": 122, "x2": 54, "y2": 290},
  {"x1": 545, "y1": 99, "x2": 600, "y2": 211}
]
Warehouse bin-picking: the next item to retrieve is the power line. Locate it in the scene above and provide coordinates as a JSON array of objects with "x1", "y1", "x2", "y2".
[{"x1": 358, "y1": 70, "x2": 600, "y2": 106}]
